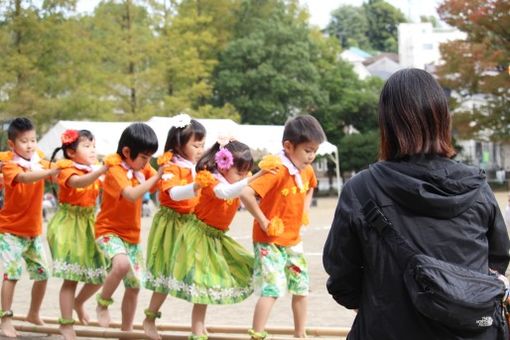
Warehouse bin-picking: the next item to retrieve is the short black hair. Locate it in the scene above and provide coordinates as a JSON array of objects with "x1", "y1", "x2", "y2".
[
  {"x1": 282, "y1": 114, "x2": 325, "y2": 146},
  {"x1": 117, "y1": 123, "x2": 158, "y2": 160},
  {"x1": 164, "y1": 119, "x2": 206, "y2": 156},
  {"x1": 7, "y1": 117, "x2": 35, "y2": 141}
]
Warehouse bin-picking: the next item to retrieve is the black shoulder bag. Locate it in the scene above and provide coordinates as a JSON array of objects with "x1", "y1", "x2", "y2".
[{"x1": 355, "y1": 174, "x2": 509, "y2": 336}]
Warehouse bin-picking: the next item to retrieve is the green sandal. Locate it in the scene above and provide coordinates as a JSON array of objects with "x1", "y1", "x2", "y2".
[
  {"x1": 248, "y1": 329, "x2": 268, "y2": 340},
  {"x1": 0, "y1": 310, "x2": 13, "y2": 318},
  {"x1": 188, "y1": 334, "x2": 208, "y2": 340},
  {"x1": 58, "y1": 318, "x2": 75, "y2": 326},
  {"x1": 144, "y1": 308, "x2": 161, "y2": 320},
  {"x1": 96, "y1": 294, "x2": 114, "y2": 308}
]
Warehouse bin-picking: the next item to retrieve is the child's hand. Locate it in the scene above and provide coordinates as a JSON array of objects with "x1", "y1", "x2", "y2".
[
  {"x1": 49, "y1": 168, "x2": 61, "y2": 176},
  {"x1": 157, "y1": 164, "x2": 170, "y2": 177}
]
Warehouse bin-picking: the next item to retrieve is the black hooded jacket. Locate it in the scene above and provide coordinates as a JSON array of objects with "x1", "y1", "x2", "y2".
[{"x1": 323, "y1": 156, "x2": 510, "y2": 340}]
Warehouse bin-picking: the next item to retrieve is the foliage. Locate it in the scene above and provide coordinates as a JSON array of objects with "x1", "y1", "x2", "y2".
[
  {"x1": 338, "y1": 130, "x2": 379, "y2": 173},
  {"x1": 326, "y1": 5, "x2": 369, "y2": 49},
  {"x1": 327, "y1": 0, "x2": 406, "y2": 53},
  {"x1": 214, "y1": 1, "x2": 323, "y2": 124},
  {"x1": 437, "y1": 0, "x2": 510, "y2": 142}
]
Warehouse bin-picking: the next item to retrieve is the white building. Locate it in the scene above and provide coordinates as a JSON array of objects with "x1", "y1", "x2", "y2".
[{"x1": 398, "y1": 23, "x2": 467, "y2": 69}]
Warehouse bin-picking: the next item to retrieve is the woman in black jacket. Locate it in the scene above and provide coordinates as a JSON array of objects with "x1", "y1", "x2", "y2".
[{"x1": 323, "y1": 68, "x2": 510, "y2": 340}]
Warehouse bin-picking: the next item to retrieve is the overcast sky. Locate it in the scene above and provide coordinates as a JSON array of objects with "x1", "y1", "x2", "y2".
[{"x1": 77, "y1": 0, "x2": 444, "y2": 28}]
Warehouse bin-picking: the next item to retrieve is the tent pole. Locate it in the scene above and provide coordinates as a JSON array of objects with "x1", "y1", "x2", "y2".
[{"x1": 335, "y1": 150, "x2": 342, "y2": 197}]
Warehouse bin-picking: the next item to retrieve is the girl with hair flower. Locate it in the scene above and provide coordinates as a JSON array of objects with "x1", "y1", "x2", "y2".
[
  {"x1": 145, "y1": 134, "x2": 273, "y2": 340},
  {"x1": 47, "y1": 129, "x2": 109, "y2": 340}
]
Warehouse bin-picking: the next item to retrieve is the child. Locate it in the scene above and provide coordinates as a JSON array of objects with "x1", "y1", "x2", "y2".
[
  {"x1": 145, "y1": 138, "x2": 269, "y2": 340},
  {"x1": 94, "y1": 123, "x2": 163, "y2": 333},
  {"x1": 0, "y1": 117, "x2": 60, "y2": 338},
  {"x1": 143, "y1": 115, "x2": 206, "y2": 339},
  {"x1": 46, "y1": 129, "x2": 108, "y2": 340},
  {"x1": 240, "y1": 115, "x2": 325, "y2": 339}
]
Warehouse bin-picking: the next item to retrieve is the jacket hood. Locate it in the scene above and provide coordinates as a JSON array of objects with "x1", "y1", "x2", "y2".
[{"x1": 369, "y1": 155, "x2": 486, "y2": 218}]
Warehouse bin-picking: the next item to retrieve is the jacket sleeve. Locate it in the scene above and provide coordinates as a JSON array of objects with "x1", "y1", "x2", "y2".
[
  {"x1": 484, "y1": 185, "x2": 510, "y2": 274},
  {"x1": 323, "y1": 180, "x2": 364, "y2": 309}
]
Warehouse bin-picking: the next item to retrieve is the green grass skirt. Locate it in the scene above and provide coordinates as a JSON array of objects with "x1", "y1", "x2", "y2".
[
  {"x1": 47, "y1": 204, "x2": 106, "y2": 284},
  {"x1": 145, "y1": 206, "x2": 254, "y2": 304}
]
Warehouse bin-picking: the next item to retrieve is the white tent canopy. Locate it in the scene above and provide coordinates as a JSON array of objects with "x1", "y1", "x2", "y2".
[{"x1": 38, "y1": 116, "x2": 342, "y2": 192}]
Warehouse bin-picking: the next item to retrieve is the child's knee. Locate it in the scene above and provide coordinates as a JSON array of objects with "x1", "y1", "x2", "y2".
[{"x1": 111, "y1": 255, "x2": 131, "y2": 276}]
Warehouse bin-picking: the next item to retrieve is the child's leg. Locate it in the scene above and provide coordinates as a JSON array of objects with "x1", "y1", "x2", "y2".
[
  {"x1": 26, "y1": 280, "x2": 47, "y2": 325},
  {"x1": 96, "y1": 254, "x2": 131, "y2": 327},
  {"x1": 23, "y1": 235, "x2": 50, "y2": 326},
  {"x1": 250, "y1": 243, "x2": 287, "y2": 338},
  {"x1": 1, "y1": 279, "x2": 18, "y2": 337},
  {"x1": 291, "y1": 295, "x2": 307, "y2": 338},
  {"x1": 143, "y1": 292, "x2": 166, "y2": 340},
  {"x1": 74, "y1": 283, "x2": 101, "y2": 324},
  {"x1": 191, "y1": 304, "x2": 208, "y2": 336},
  {"x1": 252, "y1": 297, "x2": 277, "y2": 333},
  {"x1": 121, "y1": 287, "x2": 139, "y2": 331},
  {"x1": 285, "y1": 243, "x2": 309, "y2": 338},
  {"x1": 59, "y1": 280, "x2": 78, "y2": 340}
]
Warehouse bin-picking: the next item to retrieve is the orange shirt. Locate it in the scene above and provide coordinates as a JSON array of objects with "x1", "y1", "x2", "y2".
[
  {"x1": 0, "y1": 161, "x2": 48, "y2": 237},
  {"x1": 56, "y1": 161, "x2": 101, "y2": 207},
  {"x1": 158, "y1": 164, "x2": 199, "y2": 214},
  {"x1": 249, "y1": 164, "x2": 317, "y2": 246},
  {"x1": 95, "y1": 161, "x2": 156, "y2": 244},
  {"x1": 194, "y1": 179, "x2": 240, "y2": 231}
]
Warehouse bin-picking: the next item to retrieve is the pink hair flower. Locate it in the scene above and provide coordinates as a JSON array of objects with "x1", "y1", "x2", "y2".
[
  {"x1": 61, "y1": 129, "x2": 79, "y2": 145},
  {"x1": 215, "y1": 148, "x2": 234, "y2": 171}
]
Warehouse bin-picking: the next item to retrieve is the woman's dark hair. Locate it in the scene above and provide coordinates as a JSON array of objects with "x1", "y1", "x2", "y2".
[
  {"x1": 7, "y1": 117, "x2": 35, "y2": 141},
  {"x1": 117, "y1": 123, "x2": 158, "y2": 160},
  {"x1": 379, "y1": 68, "x2": 456, "y2": 161},
  {"x1": 196, "y1": 140, "x2": 253, "y2": 173},
  {"x1": 164, "y1": 119, "x2": 206, "y2": 156},
  {"x1": 50, "y1": 130, "x2": 94, "y2": 164},
  {"x1": 282, "y1": 114, "x2": 325, "y2": 146}
]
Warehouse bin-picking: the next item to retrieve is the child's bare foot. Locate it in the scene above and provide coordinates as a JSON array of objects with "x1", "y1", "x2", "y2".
[
  {"x1": 74, "y1": 303, "x2": 89, "y2": 325},
  {"x1": 59, "y1": 324, "x2": 76, "y2": 340},
  {"x1": 143, "y1": 318, "x2": 161, "y2": 340},
  {"x1": 96, "y1": 305, "x2": 110, "y2": 328},
  {"x1": 0, "y1": 318, "x2": 18, "y2": 338},
  {"x1": 25, "y1": 313, "x2": 44, "y2": 325}
]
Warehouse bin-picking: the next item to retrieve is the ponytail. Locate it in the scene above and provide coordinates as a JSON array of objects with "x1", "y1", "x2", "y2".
[{"x1": 196, "y1": 142, "x2": 221, "y2": 172}]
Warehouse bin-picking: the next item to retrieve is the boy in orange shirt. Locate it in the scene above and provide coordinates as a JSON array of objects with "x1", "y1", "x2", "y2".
[
  {"x1": 240, "y1": 115, "x2": 325, "y2": 339},
  {"x1": 94, "y1": 123, "x2": 163, "y2": 333},
  {"x1": 0, "y1": 117, "x2": 60, "y2": 338}
]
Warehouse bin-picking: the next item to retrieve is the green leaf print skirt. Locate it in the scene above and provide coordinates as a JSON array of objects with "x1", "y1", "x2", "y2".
[
  {"x1": 145, "y1": 206, "x2": 254, "y2": 304},
  {"x1": 47, "y1": 203, "x2": 106, "y2": 284}
]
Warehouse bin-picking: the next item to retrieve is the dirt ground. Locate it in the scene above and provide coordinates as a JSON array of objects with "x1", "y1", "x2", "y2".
[{"x1": 4, "y1": 191, "x2": 510, "y2": 338}]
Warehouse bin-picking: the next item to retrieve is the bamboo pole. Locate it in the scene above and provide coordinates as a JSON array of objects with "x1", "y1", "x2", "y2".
[{"x1": 12, "y1": 316, "x2": 350, "y2": 338}]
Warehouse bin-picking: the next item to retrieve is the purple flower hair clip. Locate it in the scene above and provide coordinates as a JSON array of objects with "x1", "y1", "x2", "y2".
[{"x1": 215, "y1": 148, "x2": 234, "y2": 171}]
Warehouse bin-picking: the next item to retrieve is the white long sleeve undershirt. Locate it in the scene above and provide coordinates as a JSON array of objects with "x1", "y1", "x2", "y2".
[
  {"x1": 169, "y1": 183, "x2": 196, "y2": 201},
  {"x1": 213, "y1": 178, "x2": 249, "y2": 200}
]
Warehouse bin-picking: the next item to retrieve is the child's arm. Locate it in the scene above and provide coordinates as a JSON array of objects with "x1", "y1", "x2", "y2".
[
  {"x1": 214, "y1": 171, "x2": 267, "y2": 200},
  {"x1": 122, "y1": 166, "x2": 164, "y2": 202},
  {"x1": 240, "y1": 186, "x2": 270, "y2": 233},
  {"x1": 169, "y1": 182, "x2": 200, "y2": 201},
  {"x1": 15, "y1": 168, "x2": 59, "y2": 184},
  {"x1": 67, "y1": 165, "x2": 109, "y2": 188}
]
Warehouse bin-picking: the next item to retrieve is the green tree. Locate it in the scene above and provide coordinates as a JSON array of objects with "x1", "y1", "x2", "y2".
[
  {"x1": 363, "y1": 0, "x2": 406, "y2": 53},
  {"x1": 214, "y1": 0, "x2": 323, "y2": 124},
  {"x1": 310, "y1": 30, "x2": 381, "y2": 146},
  {"x1": 437, "y1": 0, "x2": 510, "y2": 142},
  {"x1": 87, "y1": 0, "x2": 158, "y2": 120},
  {"x1": 326, "y1": 5, "x2": 369, "y2": 49},
  {"x1": 339, "y1": 130, "x2": 379, "y2": 173}
]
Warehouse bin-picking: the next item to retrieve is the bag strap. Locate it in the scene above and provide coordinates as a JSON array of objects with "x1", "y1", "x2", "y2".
[{"x1": 356, "y1": 171, "x2": 420, "y2": 270}]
